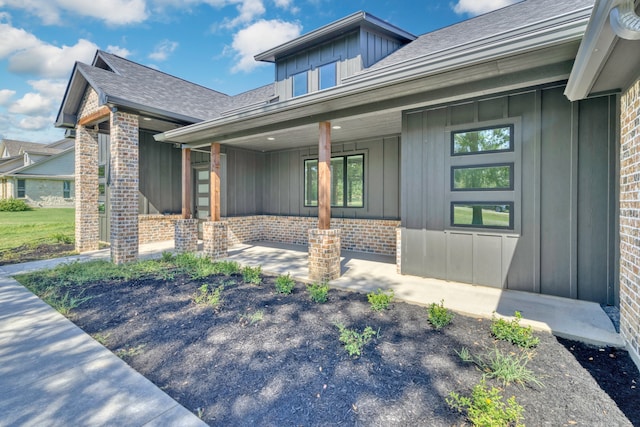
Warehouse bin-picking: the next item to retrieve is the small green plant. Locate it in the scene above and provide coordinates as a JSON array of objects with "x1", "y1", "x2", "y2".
[
  {"x1": 0, "y1": 198, "x2": 30, "y2": 212},
  {"x1": 457, "y1": 347, "x2": 543, "y2": 387},
  {"x1": 275, "y1": 273, "x2": 295, "y2": 294},
  {"x1": 51, "y1": 232, "x2": 73, "y2": 244},
  {"x1": 161, "y1": 251, "x2": 175, "y2": 263},
  {"x1": 307, "y1": 282, "x2": 329, "y2": 303},
  {"x1": 367, "y1": 288, "x2": 394, "y2": 311},
  {"x1": 427, "y1": 299, "x2": 454, "y2": 329},
  {"x1": 336, "y1": 323, "x2": 377, "y2": 358},
  {"x1": 92, "y1": 332, "x2": 111, "y2": 346},
  {"x1": 193, "y1": 284, "x2": 223, "y2": 308},
  {"x1": 115, "y1": 344, "x2": 145, "y2": 359},
  {"x1": 447, "y1": 379, "x2": 524, "y2": 427},
  {"x1": 242, "y1": 265, "x2": 262, "y2": 285},
  {"x1": 491, "y1": 311, "x2": 539, "y2": 348},
  {"x1": 239, "y1": 309, "x2": 264, "y2": 326},
  {"x1": 173, "y1": 253, "x2": 219, "y2": 279},
  {"x1": 215, "y1": 260, "x2": 240, "y2": 276},
  {"x1": 42, "y1": 288, "x2": 91, "y2": 316}
]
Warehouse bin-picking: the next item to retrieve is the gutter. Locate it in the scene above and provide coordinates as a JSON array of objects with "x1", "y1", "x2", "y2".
[{"x1": 610, "y1": 0, "x2": 640, "y2": 39}]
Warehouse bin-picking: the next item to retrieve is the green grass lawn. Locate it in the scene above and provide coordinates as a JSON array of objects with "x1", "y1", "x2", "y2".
[
  {"x1": 453, "y1": 206, "x2": 510, "y2": 227},
  {"x1": 0, "y1": 208, "x2": 75, "y2": 251}
]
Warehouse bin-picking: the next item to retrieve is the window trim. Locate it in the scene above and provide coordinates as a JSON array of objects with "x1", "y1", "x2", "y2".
[
  {"x1": 303, "y1": 153, "x2": 365, "y2": 208},
  {"x1": 451, "y1": 162, "x2": 514, "y2": 191},
  {"x1": 451, "y1": 124, "x2": 514, "y2": 156}
]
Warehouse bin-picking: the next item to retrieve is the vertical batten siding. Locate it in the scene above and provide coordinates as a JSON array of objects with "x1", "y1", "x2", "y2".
[{"x1": 400, "y1": 85, "x2": 617, "y2": 304}]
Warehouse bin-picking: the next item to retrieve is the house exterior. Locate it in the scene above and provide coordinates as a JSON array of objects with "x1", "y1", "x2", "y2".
[
  {"x1": 0, "y1": 138, "x2": 75, "y2": 207},
  {"x1": 56, "y1": 0, "x2": 640, "y2": 369}
]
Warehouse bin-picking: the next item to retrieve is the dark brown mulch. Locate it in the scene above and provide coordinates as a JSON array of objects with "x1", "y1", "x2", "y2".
[
  {"x1": 0, "y1": 243, "x2": 75, "y2": 266},
  {"x1": 63, "y1": 272, "x2": 639, "y2": 426}
]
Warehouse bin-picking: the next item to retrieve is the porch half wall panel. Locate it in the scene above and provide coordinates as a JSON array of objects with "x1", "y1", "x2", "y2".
[{"x1": 400, "y1": 85, "x2": 618, "y2": 305}]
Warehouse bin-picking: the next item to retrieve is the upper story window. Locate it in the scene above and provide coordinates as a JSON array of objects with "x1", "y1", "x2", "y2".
[
  {"x1": 319, "y1": 62, "x2": 337, "y2": 90},
  {"x1": 293, "y1": 71, "x2": 308, "y2": 97}
]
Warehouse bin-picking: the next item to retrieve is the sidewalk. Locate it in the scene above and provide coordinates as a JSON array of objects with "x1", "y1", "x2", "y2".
[{"x1": 0, "y1": 242, "x2": 206, "y2": 427}]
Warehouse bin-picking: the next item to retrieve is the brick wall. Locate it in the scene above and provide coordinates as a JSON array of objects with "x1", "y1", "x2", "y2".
[
  {"x1": 620, "y1": 77, "x2": 640, "y2": 369},
  {"x1": 109, "y1": 111, "x2": 139, "y2": 264},
  {"x1": 139, "y1": 214, "x2": 180, "y2": 245},
  {"x1": 75, "y1": 124, "x2": 99, "y2": 253},
  {"x1": 225, "y1": 215, "x2": 400, "y2": 256},
  {"x1": 203, "y1": 221, "x2": 228, "y2": 260},
  {"x1": 175, "y1": 219, "x2": 198, "y2": 253},
  {"x1": 308, "y1": 228, "x2": 341, "y2": 282}
]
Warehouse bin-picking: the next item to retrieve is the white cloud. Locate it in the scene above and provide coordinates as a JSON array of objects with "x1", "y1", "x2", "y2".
[
  {"x1": 221, "y1": 0, "x2": 266, "y2": 28},
  {"x1": 452, "y1": 0, "x2": 520, "y2": 16},
  {"x1": 0, "y1": 0, "x2": 148, "y2": 26},
  {"x1": 0, "y1": 89, "x2": 16, "y2": 106},
  {"x1": 8, "y1": 92, "x2": 53, "y2": 116},
  {"x1": 149, "y1": 40, "x2": 178, "y2": 61},
  {"x1": 0, "y1": 22, "x2": 41, "y2": 59},
  {"x1": 18, "y1": 115, "x2": 52, "y2": 130},
  {"x1": 107, "y1": 45, "x2": 132, "y2": 57},
  {"x1": 230, "y1": 19, "x2": 301, "y2": 72},
  {"x1": 8, "y1": 38, "x2": 98, "y2": 79},
  {"x1": 28, "y1": 79, "x2": 67, "y2": 99}
]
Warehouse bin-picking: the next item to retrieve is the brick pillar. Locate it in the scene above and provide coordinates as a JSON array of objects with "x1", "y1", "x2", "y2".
[
  {"x1": 308, "y1": 228, "x2": 341, "y2": 282},
  {"x1": 396, "y1": 227, "x2": 402, "y2": 274},
  {"x1": 175, "y1": 219, "x2": 198, "y2": 253},
  {"x1": 109, "y1": 111, "x2": 139, "y2": 264},
  {"x1": 203, "y1": 221, "x2": 228, "y2": 260},
  {"x1": 620, "y1": 77, "x2": 640, "y2": 370},
  {"x1": 74, "y1": 125, "x2": 99, "y2": 252}
]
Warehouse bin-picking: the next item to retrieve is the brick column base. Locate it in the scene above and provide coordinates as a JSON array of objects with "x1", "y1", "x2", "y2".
[
  {"x1": 203, "y1": 221, "x2": 228, "y2": 260},
  {"x1": 396, "y1": 227, "x2": 402, "y2": 274},
  {"x1": 175, "y1": 219, "x2": 198, "y2": 253},
  {"x1": 308, "y1": 228, "x2": 341, "y2": 282}
]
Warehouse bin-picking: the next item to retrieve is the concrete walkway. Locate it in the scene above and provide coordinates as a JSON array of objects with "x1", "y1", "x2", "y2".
[
  {"x1": 0, "y1": 242, "x2": 206, "y2": 427},
  {"x1": 0, "y1": 239, "x2": 624, "y2": 425}
]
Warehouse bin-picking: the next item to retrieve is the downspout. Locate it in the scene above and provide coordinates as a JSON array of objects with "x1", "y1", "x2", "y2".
[{"x1": 610, "y1": 0, "x2": 640, "y2": 40}]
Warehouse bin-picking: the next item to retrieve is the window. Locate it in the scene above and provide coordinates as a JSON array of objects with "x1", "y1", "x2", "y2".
[
  {"x1": 63, "y1": 181, "x2": 71, "y2": 198},
  {"x1": 17, "y1": 179, "x2": 25, "y2": 198},
  {"x1": 319, "y1": 62, "x2": 337, "y2": 90},
  {"x1": 452, "y1": 125, "x2": 513, "y2": 155},
  {"x1": 448, "y1": 124, "x2": 516, "y2": 230},
  {"x1": 304, "y1": 154, "x2": 364, "y2": 207},
  {"x1": 452, "y1": 164, "x2": 513, "y2": 191},
  {"x1": 293, "y1": 71, "x2": 308, "y2": 97}
]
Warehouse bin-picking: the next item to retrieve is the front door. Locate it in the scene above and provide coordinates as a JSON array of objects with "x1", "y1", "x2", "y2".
[{"x1": 194, "y1": 168, "x2": 210, "y2": 238}]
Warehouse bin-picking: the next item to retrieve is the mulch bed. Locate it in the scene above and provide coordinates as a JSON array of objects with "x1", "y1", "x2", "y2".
[{"x1": 64, "y1": 271, "x2": 639, "y2": 426}]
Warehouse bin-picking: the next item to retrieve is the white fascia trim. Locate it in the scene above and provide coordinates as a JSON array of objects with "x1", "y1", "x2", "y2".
[
  {"x1": 159, "y1": 10, "x2": 589, "y2": 144},
  {"x1": 565, "y1": 0, "x2": 620, "y2": 101}
]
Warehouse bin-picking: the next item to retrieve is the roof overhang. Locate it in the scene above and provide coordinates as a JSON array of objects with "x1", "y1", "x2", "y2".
[
  {"x1": 565, "y1": 0, "x2": 640, "y2": 101},
  {"x1": 254, "y1": 11, "x2": 416, "y2": 63},
  {"x1": 157, "y1": 7, "x2": 590, "y2": 150}
]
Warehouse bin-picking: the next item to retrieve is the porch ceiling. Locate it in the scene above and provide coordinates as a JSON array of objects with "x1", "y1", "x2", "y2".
[{"x1": 210, "y1": 109, "x2": 402, "y2": 152}]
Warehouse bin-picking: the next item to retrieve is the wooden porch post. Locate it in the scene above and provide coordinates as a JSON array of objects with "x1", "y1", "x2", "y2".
[
  {"x1": 181, "y1": 147, "x2": 191, "y2": 219},
  {"x1": 210, "y1": 143, "x2": 221, "y2": 222},
  {"x1": 318, "y1": 122, "x2": 331, "y2": 230}
]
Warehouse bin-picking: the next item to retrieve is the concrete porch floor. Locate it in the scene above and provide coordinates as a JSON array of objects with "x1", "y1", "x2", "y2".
[{"x1": 226, "y1": 242, "x2": 624, "y2": 348}]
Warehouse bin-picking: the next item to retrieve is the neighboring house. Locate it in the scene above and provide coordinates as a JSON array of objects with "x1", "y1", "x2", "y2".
[
  {"x1": 55, "y1": 0, "x2": 640, "y2": 369},
  {"x1": 0, "y1": 139, "x2": 75, "y2": 207}
]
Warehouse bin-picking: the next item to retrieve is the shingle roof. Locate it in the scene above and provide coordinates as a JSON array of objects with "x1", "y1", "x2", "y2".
[
  {"x1": 368, "y1": 0, "x2": 595, "y2": 71},
  {"x1": 1, "y1": 140, "x2": 45, "y2": 158}
]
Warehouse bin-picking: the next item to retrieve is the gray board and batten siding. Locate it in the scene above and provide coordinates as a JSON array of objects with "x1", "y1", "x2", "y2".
[{"x1": 400, "y1": 85, "x2": 618, "y2": 305}]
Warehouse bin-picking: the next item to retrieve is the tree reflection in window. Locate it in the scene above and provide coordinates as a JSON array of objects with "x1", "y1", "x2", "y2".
[{"x1": 452, "y1": 126, "x2": 512, "y2": 155}]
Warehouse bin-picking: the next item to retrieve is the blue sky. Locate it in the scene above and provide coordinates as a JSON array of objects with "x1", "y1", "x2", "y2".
[{"x1": 0, "y1": 0, "x2": 518, "y2": 143}]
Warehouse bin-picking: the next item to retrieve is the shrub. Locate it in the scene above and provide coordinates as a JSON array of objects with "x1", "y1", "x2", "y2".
[
  {"x1": 215, "y1": 260, "x2": 240, "y2": 276},
  {"x1": 0, "y1": 198, "x2": 30, "y2": 212},
  {"x1": 307, "y1": 282, "x2": 329, "y2": 303},
  {"x1": 427, "y1": 299, "x2": 454, "y2": 329},
  {"x1": 193, "y1": 284, "x2": 223, "y2": 308},
  {"x1": 173, "y1": 253, "x2": 219, "y2": 279},
  {"x1": 491, "y1": 311, "x2": 539, "y2": 348},
  {"x1": 447, "y1": 379, "x2": 524, "y2": 427},
  {"x1": 242, "y1": 265, "x2": 262, "y2": 285},
  {"x1": 275, "y1": 273, "x2": 295, "y2": 294},
  {"x1": 367, "y1": 288, "x2": 394, "y2": 311},
  {"x1": 160, "y1": 251, "x2": 175, "y2": 263},
  {"x1": 336, "y1": 323, "x2": 377, "y2": 358}
]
